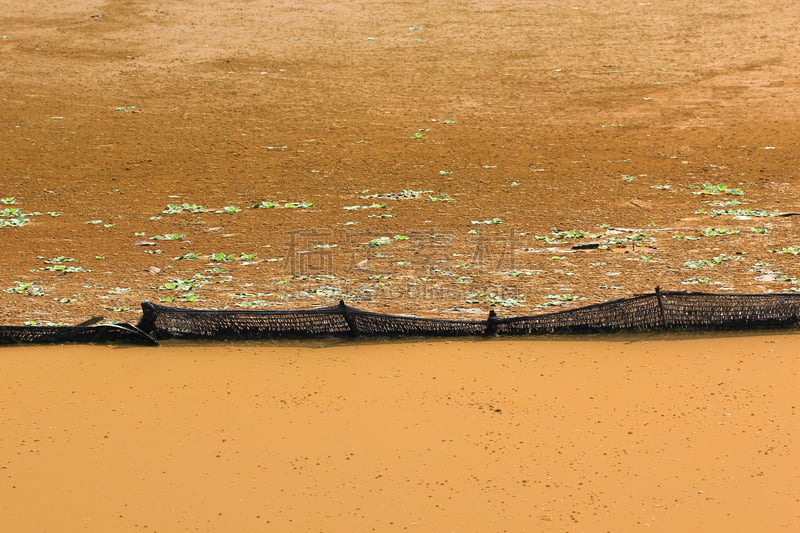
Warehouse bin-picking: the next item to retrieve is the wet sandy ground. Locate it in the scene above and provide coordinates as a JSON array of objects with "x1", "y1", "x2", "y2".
[
  {"x1": 4, "y1": 0, "x2": 800, "y2": 324},
  {"x1": 2, "y1": 334, "x2": 798, "y2": 532}
]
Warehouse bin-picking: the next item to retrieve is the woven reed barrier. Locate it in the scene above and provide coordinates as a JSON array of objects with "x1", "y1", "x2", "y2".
[
  {"x1": 0, "y1": 323, "x2": 158, "y2": 346},
  {"x1": 494, "y1": 293, "x2": 664, "y2": 335},
  {"x1": 135, "y1": 288, "x2": 800, "y2": 341},
  {"x1": 660, "y1": 292, "x2": 800, "y2": 329},
  {"x1": 2, "y1": 289, "x2": 800, "y2": 345},
  {"x1": 136, "y1": 300, "x2": 354, "y2": 340},
  {"x1": 137, "y1": 300, "x2": 488, "y2": 340}
]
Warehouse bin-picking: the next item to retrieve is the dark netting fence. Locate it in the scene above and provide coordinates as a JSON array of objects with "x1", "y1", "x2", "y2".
[
  {"x1": 0, "y1": 322, "x2": 158, "y2": 346},
  {"x1": 2, "y1": 288, "x2": 800, "y2": 345},
  {"x1": 136, "y1": 300, "x2": 490, "y2": 341}
]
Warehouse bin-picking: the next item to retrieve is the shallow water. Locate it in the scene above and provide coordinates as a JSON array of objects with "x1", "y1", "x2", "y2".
[{"x1": 2, "y1": 334, "x2": 799, "y2": 531}]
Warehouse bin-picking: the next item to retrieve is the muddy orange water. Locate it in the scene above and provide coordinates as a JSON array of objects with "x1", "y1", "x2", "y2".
[{"x1": 2, "y1": 334, "x2": 798, "y2": 532}]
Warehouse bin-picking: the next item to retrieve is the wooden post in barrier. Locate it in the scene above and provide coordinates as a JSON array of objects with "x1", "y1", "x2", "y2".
[
  {"x1": 338, "y1": 300, "x2": 360, "y2": 338},
  {"x1": 655, "y1": 286, "x2": 669, "y2": 329}
]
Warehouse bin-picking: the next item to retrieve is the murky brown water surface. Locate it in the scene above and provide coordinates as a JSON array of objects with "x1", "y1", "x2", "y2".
[{"x1": 2, "y1": 334, "x2": 798, "y2": 532}]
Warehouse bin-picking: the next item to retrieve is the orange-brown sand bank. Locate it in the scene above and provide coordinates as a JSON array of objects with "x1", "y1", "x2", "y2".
[{"x1": 2, "y1": 334, "x2": 798, "y2": 532}]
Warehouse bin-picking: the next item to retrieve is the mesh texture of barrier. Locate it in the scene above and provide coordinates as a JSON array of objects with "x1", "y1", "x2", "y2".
[
  {"x1": 0, "y1": 323, "x2": 158, "y2": 345},
  {"x1": 137, "y1": 300, "x2": 488, "y2": 340},
  {"x1": 2, "y1": 289, "x2": 800, "y2": 345},
  {"x1": 661, "y1": 292, "x2": 800, "y2": 329},
  {"x1": 135, "y1": 289, "x2": 800, "y2": 341}
]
